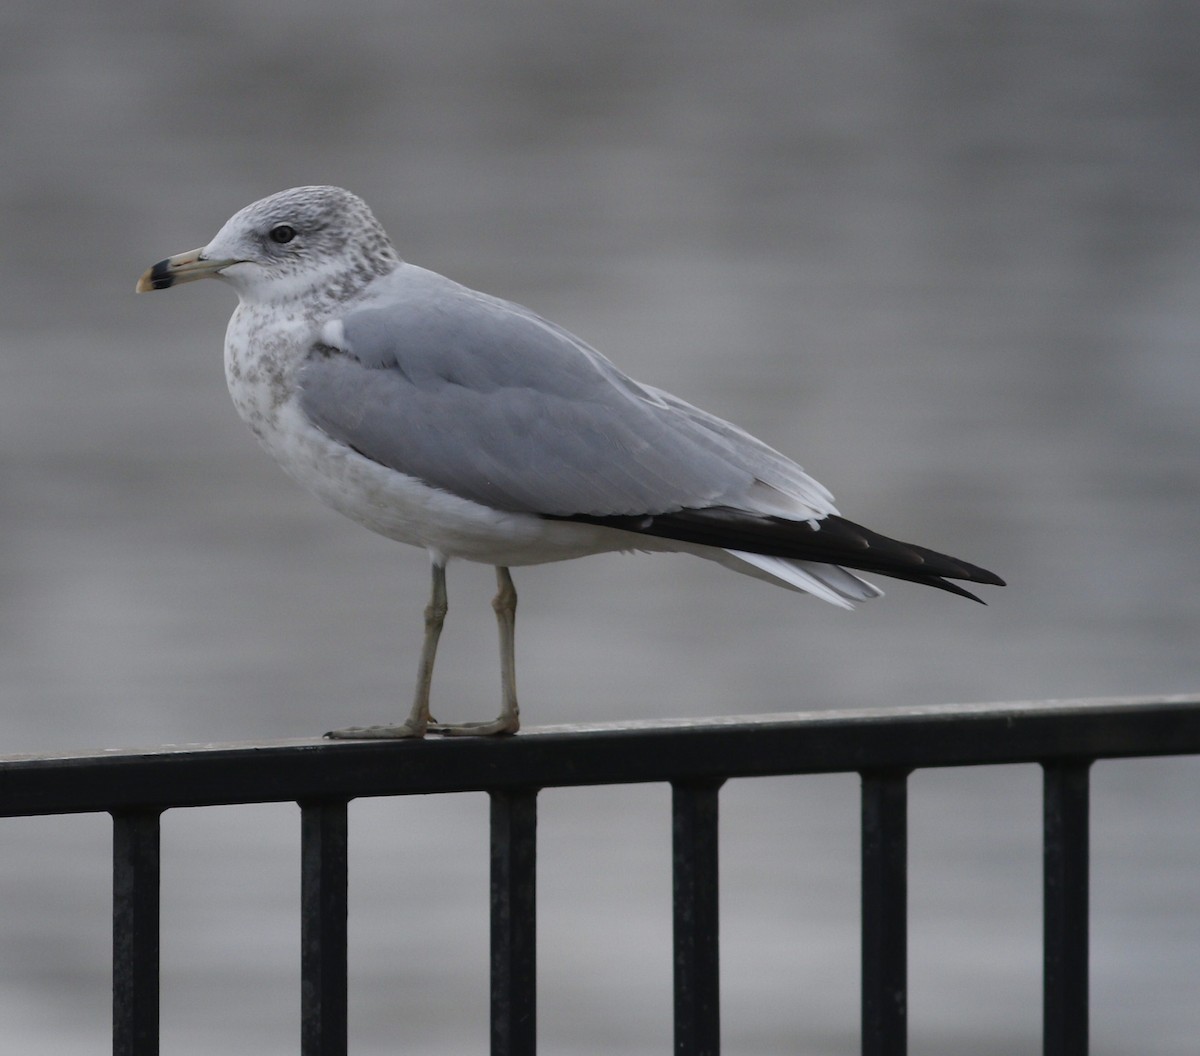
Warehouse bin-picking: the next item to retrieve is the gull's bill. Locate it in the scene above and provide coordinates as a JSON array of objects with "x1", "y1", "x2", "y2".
[{"x1": 136, "y1": 248, "x2": 239, "y2": 292}]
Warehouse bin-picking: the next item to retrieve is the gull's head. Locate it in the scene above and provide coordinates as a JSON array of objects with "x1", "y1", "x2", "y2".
[{"x1": 136, "y1": 186, "x2": 400, "y2": 305}]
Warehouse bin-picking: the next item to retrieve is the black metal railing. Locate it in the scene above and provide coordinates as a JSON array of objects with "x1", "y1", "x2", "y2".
[{"x1": 2, "y1": 693, "x2": 1199, "y2": 1056}]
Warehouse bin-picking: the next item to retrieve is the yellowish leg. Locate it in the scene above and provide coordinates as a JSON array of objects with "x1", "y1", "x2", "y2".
[
  {"x1": 431, "y1": 566, "x2": 520, "y2": 736},
  {"x1": 325, "y1": 559, "x2": 448, "y2": 740}
]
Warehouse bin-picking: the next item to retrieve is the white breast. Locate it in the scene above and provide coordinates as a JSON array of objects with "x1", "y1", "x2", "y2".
[{"x1": 223, "y1": 307, "x2": 627, "y2": 566}]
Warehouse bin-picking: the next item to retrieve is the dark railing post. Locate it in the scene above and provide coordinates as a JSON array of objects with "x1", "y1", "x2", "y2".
[
  {"x1": 301, "y1": 799, "x2": 349, "y2": 1056},
  {"x1": 861, "y1": 770, "x2": 909, "y2": 1056},
  {"x1": 1043, "y1": 760, "x2": 1090, "y2": 1056},
  {"x1": 672, "y1": 779, "x2": 723, "y2": 1056},
  {"x1": 491, "y1": 788, "x2": 539, "y2": 1056},
  {"x1": 112, "y1": 807, "x2": 163, "y2": 1056}
]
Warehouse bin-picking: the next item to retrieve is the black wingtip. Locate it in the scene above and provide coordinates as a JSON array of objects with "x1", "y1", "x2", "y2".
[
  {"x1": 551, "y1": 507, "x2": 1005, "y2": 602},
  {"x1": 942, "y1": 580, "x2": 988, "y2": 604}
]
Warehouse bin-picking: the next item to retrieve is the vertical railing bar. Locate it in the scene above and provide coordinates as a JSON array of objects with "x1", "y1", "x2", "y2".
[
  {"x1": 491, "y1": 787, "x2": 539, "y2": 1056},
  {"x1": 300, "y1": 799, "x2": 349, "y2": 1056},
  {"x1": 861, "y1": 769, "x2": 909, "y2": 1056},
  {"x1": 672, "y1": 779, "x2": 723, "y2": 1056},
  {"x1": 112, "y1": 807, "x2": 163, "y2": 1056},
  {"x1": 1043, "y1": 760, "x2": 1091, "y2": 1056}
]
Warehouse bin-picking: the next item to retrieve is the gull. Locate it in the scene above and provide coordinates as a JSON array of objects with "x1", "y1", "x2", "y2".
[{"x1": 136, "y1": 186, "x2": 1003, "y2": 738}]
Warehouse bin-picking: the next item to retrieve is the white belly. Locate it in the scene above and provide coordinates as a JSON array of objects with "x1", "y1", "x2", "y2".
[
  {"x1": 222, "y1": 304, "x2": 636, "y2": 567},
  {"x1": 253, "y1": 397, "x2": 634, "y2": 566}
]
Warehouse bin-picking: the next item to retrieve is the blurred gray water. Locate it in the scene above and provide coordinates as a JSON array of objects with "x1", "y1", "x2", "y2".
[{"x1": 1, "y1": 2, "x2": 1198, "y2": 1053}]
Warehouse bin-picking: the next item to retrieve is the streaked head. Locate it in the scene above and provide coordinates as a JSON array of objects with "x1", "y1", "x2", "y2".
[{"x1": 135, "y1": 186, "x2": 400, "y2": 304}]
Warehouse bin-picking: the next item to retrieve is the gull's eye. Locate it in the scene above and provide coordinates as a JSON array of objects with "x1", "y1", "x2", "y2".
[{"x1": 268, "y1": 224, "x2": 297, "y2": 245}]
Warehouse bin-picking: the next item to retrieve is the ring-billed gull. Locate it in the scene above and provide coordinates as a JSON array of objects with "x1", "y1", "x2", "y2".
[{"x1": 136, "y1": 186, "x2": 1003, "y2": 738}]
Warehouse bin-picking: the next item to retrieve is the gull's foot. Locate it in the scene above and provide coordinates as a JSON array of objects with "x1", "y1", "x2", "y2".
[
  {"x1": 324, "y1": 720, "x2": 427, "y2": 740},
  {"x1": 428, "y1": 715, "x2": 519, "y2": 737}
]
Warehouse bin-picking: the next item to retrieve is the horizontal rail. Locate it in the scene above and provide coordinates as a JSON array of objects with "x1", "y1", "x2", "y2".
[{"x1": 1, "y1": 694, "x2": 1198, "y2": 817}]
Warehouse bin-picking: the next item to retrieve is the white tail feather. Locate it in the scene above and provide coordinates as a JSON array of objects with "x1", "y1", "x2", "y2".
[{"x1": 715, "y1": 549, "x2": 884, "y2": 608}]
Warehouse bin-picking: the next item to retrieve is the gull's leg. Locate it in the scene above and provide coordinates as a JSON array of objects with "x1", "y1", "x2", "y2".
[
  {"x1": 325, "y1": 559, "x2": 448, "y2": 740},
  {"x1": 493, "y1": 566, "x2": 520, "y2": 730},
  {"x1": 431, "y1": 566, "x2": 520, "y2": 737}
]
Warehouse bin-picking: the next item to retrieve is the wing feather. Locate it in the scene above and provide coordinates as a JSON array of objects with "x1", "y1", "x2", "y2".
[{"x1": 298, "y1": 266, "x2": 835, "y2": 520}]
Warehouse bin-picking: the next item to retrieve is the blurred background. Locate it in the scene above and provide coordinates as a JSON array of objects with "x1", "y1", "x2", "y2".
[{"x1": 1, "y1": 1, "x2": 1197, "y2": 1053}]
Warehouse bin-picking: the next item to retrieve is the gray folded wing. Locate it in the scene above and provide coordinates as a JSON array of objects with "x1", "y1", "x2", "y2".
[{"x1": 298, "y1": 268, "x2": 835, "y2": 519}]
